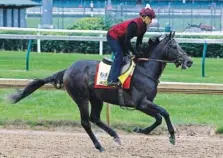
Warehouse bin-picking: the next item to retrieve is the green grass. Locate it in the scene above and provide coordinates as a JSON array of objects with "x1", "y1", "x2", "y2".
[
  {"x1": 0, "y1": 89, "x2": 222, "y2": 132},
  {"x1": 0, "y1": 51, "x2": 222, "y2": 132},
  {"x1": 0, "y1": 51, "x2": 102, "y2": 79},
  {"x1": 0, "y1": 51, "x2": 222, "y2": 83},
  {"x1": 27, "y1": 17, "x2": 82, "y2": 29},
  {"x1": 216, "y1": 127, "x2": 223, "y2": 134}
]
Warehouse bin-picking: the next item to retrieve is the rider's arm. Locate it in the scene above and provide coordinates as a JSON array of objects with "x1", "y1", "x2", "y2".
[
  {"x1": 136, "y1": 32, "x2": 145, "y2": 48},
  {"x1": 124, "y1": 22, "x2": 137, "y2": 55},
  {"x1": 135, "y1": 32, "x2": 145, "y2": 53}
]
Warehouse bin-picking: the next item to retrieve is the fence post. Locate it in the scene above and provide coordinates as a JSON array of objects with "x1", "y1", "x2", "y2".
[
  {"x1": 221, "y1": 6, "x2": 223, "y2": 32},
  {"x1": 105, "y1": 52, "x2": 115, "y2": 125},
  {"x1": 37, "y1": 31, "x2": 41, "y2": 53},
  {"x1": 99, "y1": 34, "x2": 103, "y2": 55},
  {"x1": 106, "y1": 103, "x2": 110, "y2": 126},
  {"x1": 26, "y1": 40, "x2": 33, "y2": 71},
  {"x1": 202, "y1": 41, "x2": 208, "y2": 77}
]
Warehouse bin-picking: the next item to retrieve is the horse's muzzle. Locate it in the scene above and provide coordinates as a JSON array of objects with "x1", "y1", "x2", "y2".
[
  {"x1": 181, "y1": 57, "x2": 193, "y2": 69},
  {"x1": 186, "y1": 60, "x2": 193, "y2": 68}
]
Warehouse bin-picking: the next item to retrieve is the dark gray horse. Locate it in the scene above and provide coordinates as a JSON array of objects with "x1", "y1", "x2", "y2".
[{"x1": 9, "y1": 32, "x2": 193, "y2": 152}]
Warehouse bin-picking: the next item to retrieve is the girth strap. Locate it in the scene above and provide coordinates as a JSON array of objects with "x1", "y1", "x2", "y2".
[{"x1": 118, "y1": 88, "x2": 125, "y2": 106}]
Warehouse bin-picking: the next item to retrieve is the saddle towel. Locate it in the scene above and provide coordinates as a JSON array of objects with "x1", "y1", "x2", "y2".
[{"x1": 94, "y1": 57, "x2": 136, "y2": 89}]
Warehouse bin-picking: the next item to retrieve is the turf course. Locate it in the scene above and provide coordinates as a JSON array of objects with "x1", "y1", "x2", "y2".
[
  {"x1": 0, "y1": 51, "x2": 222, "y2": 83},
  {"x1": 0, "y1": 51, "x2": 222, "y2": 133}
]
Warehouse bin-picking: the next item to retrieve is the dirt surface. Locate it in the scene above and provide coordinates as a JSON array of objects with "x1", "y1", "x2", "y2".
[{"x1": 0, "y1": 127, "x2": 222, "y2": 158}]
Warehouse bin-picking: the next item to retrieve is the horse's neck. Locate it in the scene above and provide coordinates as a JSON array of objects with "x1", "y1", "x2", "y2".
[
  {"x1": 142, "y1": 45, "x2": 156, "y2": 57},
  {"x1": 138, "y1": 51, "x2": 167, "y2": 82},
  {"x1": 145, "y1": 61, "x2": 166, "y2": 81}
]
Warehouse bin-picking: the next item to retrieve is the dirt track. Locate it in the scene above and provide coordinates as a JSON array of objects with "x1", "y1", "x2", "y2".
[{"x1": 0, "y1": 128, "x2": 222, "y2": 158}]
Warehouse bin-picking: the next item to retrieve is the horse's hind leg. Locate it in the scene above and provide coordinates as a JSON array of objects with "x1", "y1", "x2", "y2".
[
  {"x1": 65, "y1": 88, "x2": 104, "y2": 152},
  {"x1": 79, "y1": 100, "x2": 105, "y2": 152},
  {"x1": 89, "y1": 97, "x2": 121, "y2": 145},
  {"x1": 75, "y1": 99, "x2": 105, "y2": 152}
]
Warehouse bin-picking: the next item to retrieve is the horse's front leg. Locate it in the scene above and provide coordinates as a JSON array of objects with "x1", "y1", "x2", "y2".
[
  {"x1": 133, "y1": 110, "x2": 162, "y2": 134},
  {"x1": 135, "y1": 97, "x2": 175, "y2": 145}
]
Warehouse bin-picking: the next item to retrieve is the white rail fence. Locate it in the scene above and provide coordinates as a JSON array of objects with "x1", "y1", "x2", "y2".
[
  {"x1": 0, "y1": 27, "x2": 223, "y2": 55},
  {"x1": 1, "y1": 78, "x2": 223, "y2": 94}
]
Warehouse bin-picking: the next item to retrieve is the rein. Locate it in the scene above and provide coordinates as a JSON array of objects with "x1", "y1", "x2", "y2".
[
  {"x1": 136, "y1": 38, "x2": 185, "y2": 64},
  {"x1": 136, "y1": 58, "x2": 175, "y2": 63}
]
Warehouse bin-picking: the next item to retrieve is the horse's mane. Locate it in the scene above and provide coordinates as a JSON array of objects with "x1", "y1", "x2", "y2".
[
  {"x1": 140, "y1": 35, "x2": 161, "y2": 58},
  {"x1": 142, "y1": 32, "x2": 177, "y2": 58}
]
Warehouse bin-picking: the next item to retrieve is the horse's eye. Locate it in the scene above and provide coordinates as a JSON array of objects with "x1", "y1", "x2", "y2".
[{"x1": 172, "y1": 45, "x2": 177, "y2": 49}]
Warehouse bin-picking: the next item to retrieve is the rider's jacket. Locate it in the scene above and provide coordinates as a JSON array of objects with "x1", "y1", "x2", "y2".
[{"x1": 108, "y1": 17, "x2": 147, "y2": 40}]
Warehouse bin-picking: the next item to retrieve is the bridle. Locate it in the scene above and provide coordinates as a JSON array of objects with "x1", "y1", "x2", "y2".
[
  {"x1": 134, "y1": 38, "x2": 185, "y2": 84},
  {"x1": 136, "y1": 39, "x2": 186, "y2": 64}
]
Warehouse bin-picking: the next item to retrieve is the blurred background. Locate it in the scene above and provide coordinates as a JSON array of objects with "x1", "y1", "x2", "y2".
[
  {"x1": 24, "y1": 0, "x2": 223, "y2": 32},
  {"x1": 1, "y1": 0, "x2": 223, "y2": 55},
  {"x1": 0, "y1": 0, "x2": 222, "y2": 31},
  {"x1": 27, "y1": 0, "x2": 223, "y2": 32}
]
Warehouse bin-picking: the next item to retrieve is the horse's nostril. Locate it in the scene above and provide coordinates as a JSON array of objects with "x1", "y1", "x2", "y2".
[{"x1": 187, "y1": 61, "x2": 193, "y2": 67}]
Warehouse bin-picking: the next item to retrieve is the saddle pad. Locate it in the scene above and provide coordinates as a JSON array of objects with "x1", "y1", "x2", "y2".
[
  {"x1": 94, "y1": 60, "x2": 136, "y2": 89},
  {"x1": 119, "y1": 61, "x2": 135, "y2": 89},
  {"x1": 94, "y1": 61, "x2": 111, "y2": 88}
]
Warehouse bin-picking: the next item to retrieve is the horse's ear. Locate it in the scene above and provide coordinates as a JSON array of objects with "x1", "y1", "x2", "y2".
[
  {"x1": 168, "y1": 31, "x2": 175, "y2": 40},
  {"x1": 171, "y1": 31, "x2": 175, "y2": 38},
  {"x1": 148, "y1": 38, "x2": 153, "y2": 45},
  {"x1": 168, "y1": 32, "x2": 172, "y2": 40},
  {"x1": 156, "y1": 35, "x2": 162, "y2": 41}
]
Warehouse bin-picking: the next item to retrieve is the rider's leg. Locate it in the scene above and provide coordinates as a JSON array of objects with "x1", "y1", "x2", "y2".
[{"x1": 107, "y1": 34, "x2": 123, "y2": 85}]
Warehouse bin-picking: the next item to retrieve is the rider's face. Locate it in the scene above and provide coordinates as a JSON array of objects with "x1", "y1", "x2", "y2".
[{"x1": 143, "y1": 16, "x2": 152, "y2": 25}]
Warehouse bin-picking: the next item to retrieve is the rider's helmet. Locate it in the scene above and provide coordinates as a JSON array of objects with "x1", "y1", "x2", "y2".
[{"x1": 139, "y1": 4, "x2": 155, "y2": 19}]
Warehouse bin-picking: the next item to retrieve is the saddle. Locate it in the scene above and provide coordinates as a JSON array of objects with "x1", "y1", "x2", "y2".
[{"x1": 94, "y1": 56, "x2": 136, "y2": 89}]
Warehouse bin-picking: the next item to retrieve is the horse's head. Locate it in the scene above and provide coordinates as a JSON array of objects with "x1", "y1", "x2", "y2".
[{"x1": 156, "y1": 32, "x2": 193, "y2": 69}]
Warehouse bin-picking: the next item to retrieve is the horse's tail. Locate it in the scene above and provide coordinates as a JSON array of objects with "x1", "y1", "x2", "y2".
[{"x1": 8, "y1": 69, "x2": 66, "y2": 104}]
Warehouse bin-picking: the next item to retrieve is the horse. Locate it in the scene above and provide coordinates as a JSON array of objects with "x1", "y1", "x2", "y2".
[{"x1": 9, "y1": 32, "x2": 193, "y2": 152}]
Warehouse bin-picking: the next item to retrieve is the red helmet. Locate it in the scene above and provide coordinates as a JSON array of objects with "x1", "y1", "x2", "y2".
[{"x1": 139, "y1": 5, "x2": 155, "y2": 18}]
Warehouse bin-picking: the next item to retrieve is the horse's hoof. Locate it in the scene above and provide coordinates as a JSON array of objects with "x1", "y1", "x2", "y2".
[
  {"x1": 96, "y1": 144, "x2": 105, "y2": 152},
  {"x1": 99, "y1": 147, "x2": 105, "y2": 152},
  {"x1": 16, "y1": 88, "x2": 21, "y2": 93},
  {"x1": 169, "y1": 136, "x2": 175, "y2": 145},
  {"x1": 133, "y1": 127, "x2": 140, "y2": 133},
  {"x1": 7, "y1": 94, "x2": 18, "y2": 104},
  {"x1": 114, "y1": 137, "x2": 121, "y2": 145}
]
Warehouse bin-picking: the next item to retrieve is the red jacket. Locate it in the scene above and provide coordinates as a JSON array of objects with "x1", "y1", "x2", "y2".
[{"x1": 108, "y1": 17, "x2": 147, "y2": 40}]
